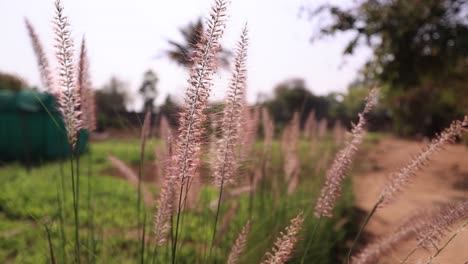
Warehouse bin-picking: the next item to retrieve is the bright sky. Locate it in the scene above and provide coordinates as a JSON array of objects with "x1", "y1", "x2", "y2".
[{"x1": 0, "y1": 0, "x2": 371, "y2": 110}]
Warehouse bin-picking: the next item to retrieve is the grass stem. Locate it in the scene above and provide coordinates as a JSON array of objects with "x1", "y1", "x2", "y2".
[
  {"x1": 300, "y1": 217, "x2": 322, "y2": 264},
  {"x1": 45, "y1": 223, "x2": 56, "y2": 264},
  {"x1": 209, "y1": 180, "x2": 225, "y2": 260},
  {"x1": 69, "y1": 148, "x2": 81, "y2": 263},
  {"x1": 346, "y1": 199, "x2": 381, "y2": 264}
]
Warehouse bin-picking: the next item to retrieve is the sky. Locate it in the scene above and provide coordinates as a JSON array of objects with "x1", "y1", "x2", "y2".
[{"x1": 0, "y1": 0, "x2": 371, "y2": 110}]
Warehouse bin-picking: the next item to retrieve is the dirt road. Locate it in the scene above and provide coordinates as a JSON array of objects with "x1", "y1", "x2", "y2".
[{"x1": 353, "y1": 136, "x2": 468, "y2": 264}]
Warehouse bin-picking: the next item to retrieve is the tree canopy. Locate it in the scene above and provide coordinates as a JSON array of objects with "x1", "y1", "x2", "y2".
[
  {"x1": 306, "y1": 0, "x2": 468, "y2": 136},
  {"x1": 0, "y1": 72, "x2": 27, "y2": 92},
  {"x1": 139, "y1": 69, "x2": 158, "y2": 113}
]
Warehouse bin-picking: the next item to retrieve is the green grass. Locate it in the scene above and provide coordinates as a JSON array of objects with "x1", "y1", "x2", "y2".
[{"x1": 0, "y1": 135, "x2": 359, "y2": 263}]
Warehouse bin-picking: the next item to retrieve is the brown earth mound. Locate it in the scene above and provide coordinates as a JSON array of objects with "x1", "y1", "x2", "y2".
[{"x1": 354, "y1": 136, "x2": 468, "y2": 263}]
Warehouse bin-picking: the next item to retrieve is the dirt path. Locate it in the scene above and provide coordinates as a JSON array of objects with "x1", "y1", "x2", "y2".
[{"x1": 354, "y1": 136, "x2": 468, "y2": 264}]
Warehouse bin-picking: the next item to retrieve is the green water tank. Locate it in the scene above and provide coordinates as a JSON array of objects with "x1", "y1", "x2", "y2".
[{"x1": 0, "y1": 90, "x2": 87, "y2": 161}]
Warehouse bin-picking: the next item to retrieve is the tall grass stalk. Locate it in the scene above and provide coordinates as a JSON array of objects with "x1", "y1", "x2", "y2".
[
  {"x1": 53, "y1": 0, "x2": 82, "y2": 259},
  {"x1": 300, "y1": 216, "x2": 322, "y2": 264},
  {"x1": 140, "y1": 210, "x2": 147, "y2": 264},
  {"x1": 69, "y1": 151, "x2": 81, "y2": 263},
  {"x1": 209, "y1": 180, "x2": 226, "y2": 258},
  {"x1": 44, "y1": 223, "x2": 57, "y2": 264},
  {"x1": 315, "y1": 88, "x2": 378, "y2": 219},
  {"x1": 172, "y1": 1, "x2": 227, "y2": 262},
  {"x1": 86, "y1": 146, "x2": 96, "y2": 264},
  {"x1": 54, "y1": 174, "x2": 67, "y2": 263},
  {"x1": 209, "y1": 25, "x2": 248, "y2": 259},
  {"x1": 151, "y1": 135, "x2": 175, "y2": 263},
  {"x1": 138, "y1": 111, "x2": 151, "y2": 264},
  {"x1": 346, "y1": 198, "x2": 381, "y2": 264},
  {"x1": 75, "y1": 149, "x2": 81, "y2": 251}
]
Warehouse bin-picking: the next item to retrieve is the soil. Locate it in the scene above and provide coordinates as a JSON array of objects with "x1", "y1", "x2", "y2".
[{"x1": 353, "y1": 136, "x2": 468, "y2": 263}]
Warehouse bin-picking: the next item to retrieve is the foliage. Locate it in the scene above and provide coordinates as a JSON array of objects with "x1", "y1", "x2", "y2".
[
  {"x1": 262, "y1": 78, "x2": 389, "y2": 132},
  {"x1": 263, "y1": 78, "x2": 329, "y2": 128},
  {"x1": 158, "y1": 95, "x2": 182, "y2": 128},
  {"x1": 95, "y1": 77, "x2": 130, "y2": 129},
  {"x1": 306, "y1": 0, "x2": 468, "y2": 136},
  {"x1": 138, "y1": 70, "x2": 158, "y2": 113},
  {"x1": 165, "y1": 18, "x2": 231, "y2": 68},
  {"x1": 0, "y1": 72, "x2": 27, "y2": 92}
]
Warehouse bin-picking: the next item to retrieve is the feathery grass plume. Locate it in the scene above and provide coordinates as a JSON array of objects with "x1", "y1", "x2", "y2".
[
  {"x1": 77, "y1": 37, "x2": 96, "y2": 131},
  {"x1": 281, "y1": 112, "x2": 300, "y2": 194},
  {"x1": 153, "y1": 136, "x2": 176, "y2": 246},
  {"x1": 303, "y1": 110, "x2": 316, "y2": 140},
  {"x1": 77, "y1": 38, "x2": 88, "y2": 128},
  {"x1": 215, "y1": 201, "x2": 240, "y2": 244},
  {"x1": 416, "y1": 201, "x2": 468, "y2": 251},
  {"x1": 25, "y1": 18, "x2": 56, "y2": 95},
  {"x1": 213, "y1": 25, "x2": 248, "y2": 186},
  {"x1": 262, "y1": 108, "x2": 274, "y2": 156},
  {"x1": 317, "y1": 118, "x2": 328, "y2": 139},
  {"x1": 175, "y1": 0, "x2": 228, "y2": 186},
  {"x1": 424, "y1": 220, "x2": 468, "y2": 264},
  {"x1": 394, "y1": 202, "x2": 468, "y2": 264},
  {"x1": 53, "y1": 0, "x2": 81, "y2": 147},
  {"x1": 262, "y1": 212, "x2": 304, "y2": 264},
  {"x1": 314, "y1": 147, "x2": 332, "y2": 175},
  {"x1": 259, "y1": 107, "x2": 274, "y2": 196},
  {"x1": 141, "y1": 111, "x2": 151, "y2": 151},
  {"x1": 86, "y1": 84, "x2": 97, "y2": 131},
  {"x1": 139, "y1": 110, "x2": 152, "y2": 185},
  {"x1": 209, "y1": 185, "x2": 252, "y2": 209},
  {"x1": 154, "y1": 115, "x2": 172, "y2": 179},
  {"x1": 137, "y1": 110, "x2": 151, "y2": 262},
  {"x1": 158, "y1": 115, "x2": 172, "y2": 142},
  {"x1": 379, "y1": 116, "x2": 468, "y2": 207},
  {"x1": 281, "y1": 112, "x2": 299, "y2": 154},
  {"x1": 107, "y1": 155, "x2": 153, "y2": 206},
  {"x1": 352, "y1": 210, "x2": 430, "y2": 264},
  {"x1": 208, "y1": 113, "x2": 221, "y2": 166},
  {"x1": 209, "y1": 19, "x2": 245, "y2": 262},
  {"x1": 333, "y1": 120, "x2": 345, "y2": 145},
  {"x1": 227, "y1": 220, "x2": 251, "y2": 264},
  {"x1": 172, "y1": 4, "x2": 228, "y2": 258},
  {"x1": 240, "y1": 106, "x2": 260, "y2": 161},
  {"x1": 315, "y1": 88, "x2": 378, "y2": 218}
]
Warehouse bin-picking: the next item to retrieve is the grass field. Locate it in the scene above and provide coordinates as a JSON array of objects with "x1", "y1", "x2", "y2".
[{"x1": 0, "y1": 135, "x2": 359, "y2": 263}]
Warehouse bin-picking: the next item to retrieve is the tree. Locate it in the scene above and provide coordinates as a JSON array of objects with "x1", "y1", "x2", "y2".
[
  {"x1": 95, "y1": 77, "x2": 129, "y2": 128},
  {"x1": 264, "y1": 78, "x2": 329, "y2": 128},
  {"x1": 306, "y1": 0, "x2": 468, "y2": 136},
  {"x1": 166, "y1": 18, "x2": 230, "y2": 68},
  {"x1": 139, "y1": 70, "x2": 158, "y2": 113},
  {"x1": 159, "y1": 95, "x2": 182, "y2": 128},
  {"x1": 0, "y1": 72, "x2": 27, "y2": 92}
]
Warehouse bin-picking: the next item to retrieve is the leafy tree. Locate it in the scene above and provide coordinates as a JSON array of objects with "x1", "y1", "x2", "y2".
[
  {"x1": 139, "y1": 70, "x2": 158, "y2": 113},
  {"x1": 0, "y1": 72, "x2": 27, "y2": 92},
  {"x1": 159, "y1": 95, "x2": 182, "y2": 128},
  {"x1": 264, "y1": 78, "x2": 329, "y2": 128},
  {"x1": 95, "y1": 77, "x2": 129, "y2": 129},
  {"x1": 166, "y1": 18, "x2": 230, "y2": 68},
  {"x1": 306, "y1": 0, "x2": 468, "y2": 136}
]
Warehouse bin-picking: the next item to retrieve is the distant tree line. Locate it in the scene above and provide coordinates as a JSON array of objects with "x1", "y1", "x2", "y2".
[
  {"x1": 261, "y1": 78, "x2": 390, "y2": 133},
  {"x1": 0, "y1": 71, "x2": 390, "y2": 134}
]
